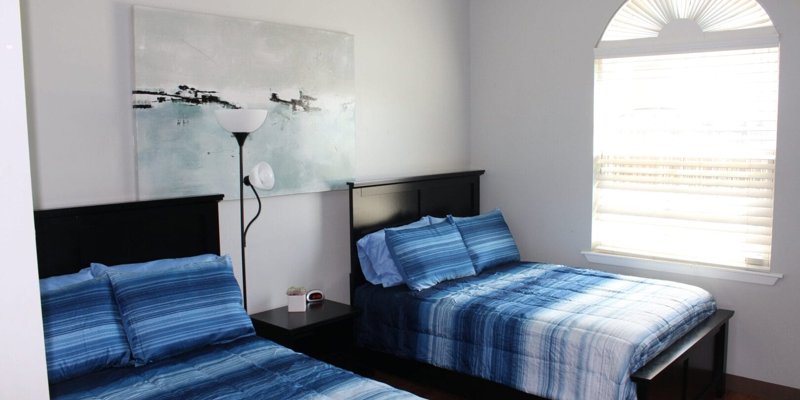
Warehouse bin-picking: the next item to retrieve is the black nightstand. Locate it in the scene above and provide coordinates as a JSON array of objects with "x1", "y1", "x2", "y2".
[{"x1": 250, "y1": 300, "x2": 359, "y2": 362}]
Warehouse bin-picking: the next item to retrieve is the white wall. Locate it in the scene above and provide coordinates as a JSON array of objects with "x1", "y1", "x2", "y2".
[
  {"x1": 470, "y1": 0, "x2": 800, "y2": 389},
  {"x1": 22, "y1": 0, "x2": 470, "y2": 311},
  {"x1": 0, "y1": 0, "x2": 49, "y2": 397}
]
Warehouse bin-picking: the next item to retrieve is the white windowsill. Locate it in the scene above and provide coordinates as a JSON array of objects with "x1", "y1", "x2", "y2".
[{"x1": 582, "y1": 251, "x2": 783, "y2": 286}]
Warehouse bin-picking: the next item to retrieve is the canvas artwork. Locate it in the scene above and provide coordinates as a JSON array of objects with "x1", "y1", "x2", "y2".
[{"x1": 133, "y1": 6, "x2": 355, "y2": 199}]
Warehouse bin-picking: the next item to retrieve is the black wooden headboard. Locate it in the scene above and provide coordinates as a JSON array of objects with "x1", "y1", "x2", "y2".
[
  {"x1": 347, "y1": 170, "x2": 484, "y2": 302},
  {"x1": 34, "y1": 194, "x2": 224, "y2": 278}
]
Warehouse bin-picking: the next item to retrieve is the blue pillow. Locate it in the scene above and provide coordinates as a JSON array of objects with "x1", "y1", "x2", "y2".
[
  {"x1": 357, "y1": 217, "x2": 430, "y2": 287},
  {"x1": 385, "y1": 219, "x2": 476, "y2": 291},
  {"x1": 39, "y1": 267, "x2": 94, "y2": 293},
  {"x1": 90, "y1": 253, "x2": 221, "y2": 277},
  {"x1": 41, "y1": 275, "x2": 131, "y2": 383},
  {"x1": 107, "y1": 255, "x2": 254, "y2": 366},
  {"x1": 426, "y1": 215, "x2": 446, "y2": 224},
  {"x1": 450, "y1": 209, "x2": 521, "y2": 273}
]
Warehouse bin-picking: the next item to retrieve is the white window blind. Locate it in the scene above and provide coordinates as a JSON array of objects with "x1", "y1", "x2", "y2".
[
  {"x1": 601, "y1": 0, "x2": 774, "y2": 41},
  {"x1": 592, "y1": 47, "x2": 779, "y2": 270}
]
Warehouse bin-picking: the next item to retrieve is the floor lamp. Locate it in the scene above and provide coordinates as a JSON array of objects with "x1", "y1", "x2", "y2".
[{"x1": 214, "y1": 109, "x2": 275, "y2": 312}]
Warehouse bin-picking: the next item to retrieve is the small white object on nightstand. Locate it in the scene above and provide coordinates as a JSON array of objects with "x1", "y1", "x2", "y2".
[{"x1": 287, "y1": 294, "x2": 306, "y2": 312}]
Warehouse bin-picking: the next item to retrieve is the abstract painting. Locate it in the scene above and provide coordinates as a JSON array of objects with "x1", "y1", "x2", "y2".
[{"x1": 133, "y1": 6, "x2": 355, "y2": 199}]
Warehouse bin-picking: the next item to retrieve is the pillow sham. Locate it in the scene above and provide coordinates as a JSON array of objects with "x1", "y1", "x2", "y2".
[
  {"x1": 356, "y1": 217, "x2": 430, "y2": 287},
  {"x1": 41, "y1": 275, "x2": 131, "y2": 383},
  {"x1": 450, "y1": 209, "x2": 520, "y2": 273},
  {"x1": 107, "y1": 255, "x2": 254, "y2": 366},
  {"x1": 385, "y1": 219, "x2": 476, "y2": 291},
  {"x1": 90, "y1": 253, "x2": 220, "y2": 277},
  {"x1": 39, "y1": 267, "x2": 94, "y2": 294},
  {"x1": 426, "y1": 215, "x2": 446, "y2": 224}
]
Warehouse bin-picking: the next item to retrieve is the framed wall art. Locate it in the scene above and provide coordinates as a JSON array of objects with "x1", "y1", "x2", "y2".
[{"x1": 133, "y1": 6, "x2": 355, "y2": 199}]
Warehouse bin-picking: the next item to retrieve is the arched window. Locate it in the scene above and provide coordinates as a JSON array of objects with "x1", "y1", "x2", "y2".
[{"x1": 591, "y1": 0, "x2": 779, "y2": 272}]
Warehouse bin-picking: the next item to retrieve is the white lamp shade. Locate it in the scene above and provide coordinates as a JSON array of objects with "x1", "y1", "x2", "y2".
[
  {"x1": 248, "y1": 162, "x2": 275, "y2": 190},
  {"x1": 214, "y1": 109, "x2": 268, "y2": 133}
]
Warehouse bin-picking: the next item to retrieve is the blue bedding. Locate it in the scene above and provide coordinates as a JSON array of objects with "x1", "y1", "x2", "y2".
[
  {"x1": 354, "y1": 262, "x2": 716, "y2": 400},
  {"x1": 50, "y1": 336, "x2": 419, "y2": 400}
]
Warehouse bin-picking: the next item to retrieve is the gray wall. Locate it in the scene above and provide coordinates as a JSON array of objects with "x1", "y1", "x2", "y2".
[{"x1": 470, "y1": 0, "x2": 800, "y2": 389}]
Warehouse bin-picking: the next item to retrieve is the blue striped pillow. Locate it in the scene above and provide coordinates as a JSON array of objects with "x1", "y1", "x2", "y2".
[
  {"x1": 41, "y1": 275, "x2": 131, "y2": 383},
  {"x1": 357, "y1": 217, "x2": 431, "y2": 287},
  {"x1": 39, "y1": 267, "x2": 94, "y2": 294},
  {"x1": 450, "y1": 209, "x2": 520, "y2": 273},
  {"x1": 107, "y1": 255, "x2": 255, "y2": 366},
  {"x1": 385, "y1": 219, "x2": 476, "y2": 291},
  {"x1": 90, "y1": 253, "x2": 221, "y2": 277}
]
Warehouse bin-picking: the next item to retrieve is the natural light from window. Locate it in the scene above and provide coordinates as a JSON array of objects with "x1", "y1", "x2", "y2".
[{"x1": 591, "y1": 0, "x2": 779, "y2": 274}]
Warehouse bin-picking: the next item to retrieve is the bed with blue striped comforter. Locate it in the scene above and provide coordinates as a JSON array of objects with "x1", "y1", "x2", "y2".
[
  {"x1": 50, "y1": 336, "x2": 419, "y2": 400},
  {"x1": 355, "y1": 262, "x2": 716, "y2": 400}
]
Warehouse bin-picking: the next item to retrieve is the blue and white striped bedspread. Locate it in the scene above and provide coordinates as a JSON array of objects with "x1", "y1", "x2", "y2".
[
  {"x1": 355, "y1": 262, "x2": 716, "y2": 400},
  {"x1": 50, "y1": 336, "x2": 420, "y2": 400}
]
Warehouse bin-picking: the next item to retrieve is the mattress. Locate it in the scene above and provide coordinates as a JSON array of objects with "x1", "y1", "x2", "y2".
[
  {"x1": 354, "y1": 262, "x2": 716, "y2": 400},
  {"x1": 50, "y1": 335, "x2": 420, "y2": 400}
]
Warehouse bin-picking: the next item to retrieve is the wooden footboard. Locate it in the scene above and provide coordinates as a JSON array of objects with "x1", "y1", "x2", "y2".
[{"x1": 633, "y1": 309, "x2": 733, "y2": 400}]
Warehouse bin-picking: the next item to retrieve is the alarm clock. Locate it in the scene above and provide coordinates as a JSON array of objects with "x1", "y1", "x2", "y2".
[{"x1": 306, "y1": 289, "x2": 325, "y2": 303}]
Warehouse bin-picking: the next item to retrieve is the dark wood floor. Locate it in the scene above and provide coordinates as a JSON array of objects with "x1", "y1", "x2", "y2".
[
  {"x1": 328, "y1": 348, "x2": 797, "y2": 400},
  {"x1": 721, "y1": 395, "x2": 765, "y2": 400},
  {"x1": 377, "y1": 370, "x2": 769, "y2": 400},
  {"x1": 332, "y1": 351, "x2": 782, "y2": 400}
]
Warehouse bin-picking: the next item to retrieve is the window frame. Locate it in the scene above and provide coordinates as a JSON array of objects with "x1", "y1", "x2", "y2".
[{"x1": 587, "y1": 0, "x2": 782, "y2": 285}]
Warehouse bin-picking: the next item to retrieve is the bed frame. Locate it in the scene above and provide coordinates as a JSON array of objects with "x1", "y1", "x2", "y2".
[
  {"x1": 348, "y1": 171, "x2": 734, "y2": 400},
  {"x1": 34, "y1": 194, "x2": 224, "y2": 278}
]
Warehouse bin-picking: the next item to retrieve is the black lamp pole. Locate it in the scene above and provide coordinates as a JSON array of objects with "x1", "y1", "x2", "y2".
[
  {"x1": 215, "y1": 108, "x2": 269, "y2": 313},
  {"x1": 233, "y1": 131, "x2": 250, "y2": 311}
]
